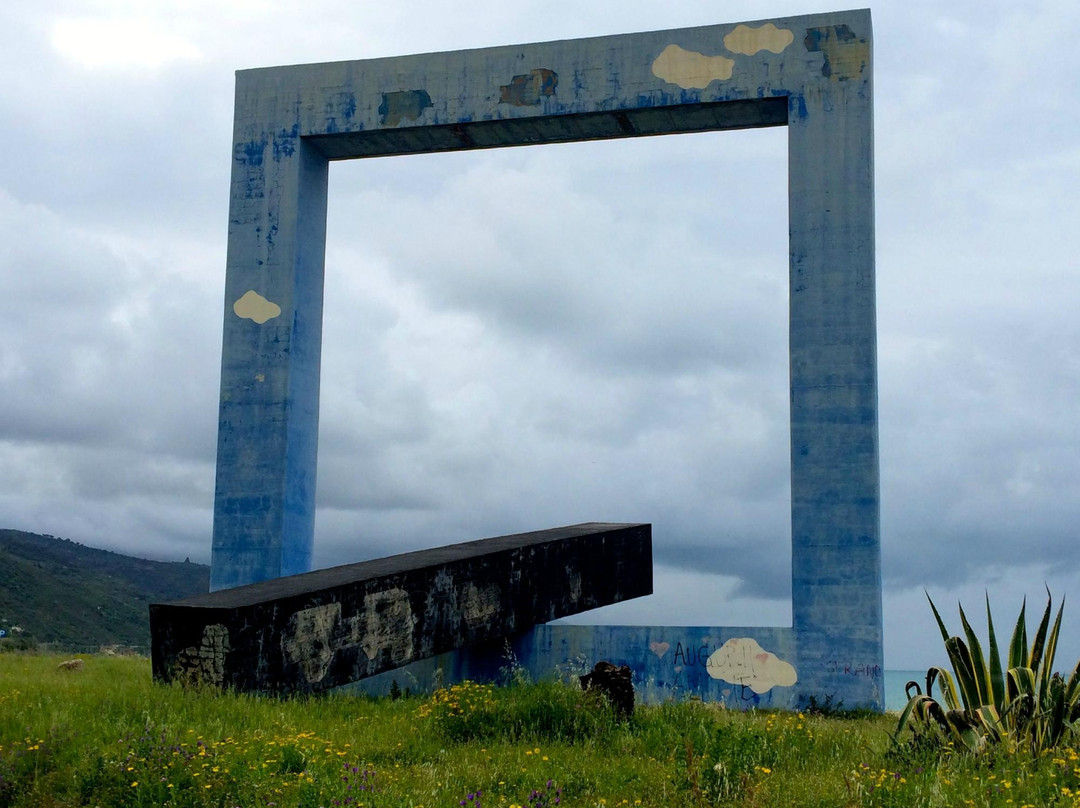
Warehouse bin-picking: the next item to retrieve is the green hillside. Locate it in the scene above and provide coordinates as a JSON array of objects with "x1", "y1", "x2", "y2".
[{"x1": 0, "y1": 529, "x2": 209, "y2": 651}]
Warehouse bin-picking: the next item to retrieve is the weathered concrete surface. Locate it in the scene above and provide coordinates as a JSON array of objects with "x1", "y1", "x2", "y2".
[
  {"x1": 353, "y1": 625, "x2": 810, "y2": 709},
  {"x1": 153, "y1": 523, "x2": 651, "y2": 694},
  {"x1": 209, "y1": 9, "x2": 882, "y2": 709}
]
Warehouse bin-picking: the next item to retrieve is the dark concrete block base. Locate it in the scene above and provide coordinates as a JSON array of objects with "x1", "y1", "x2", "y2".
[{"x1": 151, "y1": 523, "x2": 651, "y2": 694}]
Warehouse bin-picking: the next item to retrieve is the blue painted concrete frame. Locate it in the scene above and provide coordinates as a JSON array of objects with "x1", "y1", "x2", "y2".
[{"x1": 211, "y1": 10, "x2": 882, "y2": 709}]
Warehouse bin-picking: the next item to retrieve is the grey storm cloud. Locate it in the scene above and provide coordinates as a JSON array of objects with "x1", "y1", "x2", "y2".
[{"x1": 1, "y1": 1, "x2": 1079, "y2": 667}]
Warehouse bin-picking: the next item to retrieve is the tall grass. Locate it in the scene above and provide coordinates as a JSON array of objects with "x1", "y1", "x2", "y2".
[{"x1": 1, "y1": 653, "x2": 1079, "y2": 807}]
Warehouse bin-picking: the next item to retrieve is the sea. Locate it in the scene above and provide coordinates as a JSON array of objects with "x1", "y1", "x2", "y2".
[{"x1": 884, "y1": 669, "x2": 927, "y2": 712}]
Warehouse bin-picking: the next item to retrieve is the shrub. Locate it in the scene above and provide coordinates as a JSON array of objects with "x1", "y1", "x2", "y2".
[{"x1": 419, "y1": 679, "x2": 618, "y2": 745}]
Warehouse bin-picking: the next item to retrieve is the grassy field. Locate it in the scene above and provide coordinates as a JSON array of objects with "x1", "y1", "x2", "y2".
[{"x1": 1, "y1": 653, "x2": 1079, "y2": 807}]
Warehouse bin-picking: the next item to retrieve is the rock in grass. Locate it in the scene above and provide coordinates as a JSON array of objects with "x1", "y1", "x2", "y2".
[{"x1": 580, "y1": 661, "x2": 634, "y2": 719}]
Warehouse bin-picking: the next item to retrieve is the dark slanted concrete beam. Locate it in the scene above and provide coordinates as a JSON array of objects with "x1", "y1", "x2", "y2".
[{"x1": 151, "y1": 523, "x2": 651, "y2": 694}]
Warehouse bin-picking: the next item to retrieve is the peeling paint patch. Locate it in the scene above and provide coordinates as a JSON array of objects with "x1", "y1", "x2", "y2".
[
  {"x1": 804, "y1": 24, "x2": 869, "y2": 80},
  {"x1": 499, "y1": 69, "x2": 558, "y2": 105},
  {"x1": 649, "y1": 641, "x2": 670, "y2": 659},
  {"x1": 173, "y1": 624, "x2": 230, "y2": 687},
  {"x1": 423, "y1": 568, "x2": 458, "y2": 637},
  {"x1": 378, "y1": 90, "x2": 432, "y2": 126},
  {"x1": 723, "y1": 23, "x2": 794, "y2": 55},
  {"x1": 462, "y1": 583, "x2": 501, "y2": 630},
  {"x1": 706, "y1": 637, "x2": 797, "y2": 694},
  {"x1": 281, "y1": 603, "x2": 340, "y2": 684},
  {"x1": 233, "y1": 290, "x2": 281, "y2": 324},
  {"x1": 651, "y1": 44, "x2": 734, "y2": 90},
  {"x1": 360, "y1": 588, "x2": 414, "y2": 665},
  {"x1": 567, "y1": 570, "x2": 582, "y2": 603}
]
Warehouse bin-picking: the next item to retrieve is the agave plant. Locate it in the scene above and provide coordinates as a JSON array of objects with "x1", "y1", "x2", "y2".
[{"x1": 895, "y1": 588, "x2": 1080, "y2": 754}]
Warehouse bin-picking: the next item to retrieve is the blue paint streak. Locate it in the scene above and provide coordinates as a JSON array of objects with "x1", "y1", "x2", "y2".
[
  {"x1": 237, "y1": 138, "x2": 267, "y2": 167},
  {"x1": 272, "y1": 124, "x2": 300, "y2": 161}
]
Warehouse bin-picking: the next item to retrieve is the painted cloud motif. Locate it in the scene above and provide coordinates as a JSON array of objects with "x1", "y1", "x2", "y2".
[
  {"x1": 722, "y1": 23, "x2": 795, "y2": 55},
  {"x1": 706, "y1": 637, "x2": 797, "y2": 694},
  {"x1": 651, "y1": 44, "x2": 734, "y2": 89},
  {"x1": 233, "y1": 289, "x2": 282, "y2": 324}
]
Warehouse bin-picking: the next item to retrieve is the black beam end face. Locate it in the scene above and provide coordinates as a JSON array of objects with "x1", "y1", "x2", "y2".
[{"x1": 151, "y1": 522, "x2": 651, "y2": 694}]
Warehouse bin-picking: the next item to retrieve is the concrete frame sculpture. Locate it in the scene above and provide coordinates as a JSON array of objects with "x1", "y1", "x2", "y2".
[{"x1": 211, "y1": 9, "x2": 882, "y2": 709}]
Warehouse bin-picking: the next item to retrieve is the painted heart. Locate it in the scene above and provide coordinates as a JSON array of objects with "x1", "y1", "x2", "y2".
[{"x1": 649, "y1": 641, "x2": 670, "y2": 659}]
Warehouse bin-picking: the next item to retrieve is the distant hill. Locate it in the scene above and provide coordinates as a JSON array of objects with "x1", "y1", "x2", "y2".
[{"x1": 0, "y1": 529, "x2": 209, "y2": 652}]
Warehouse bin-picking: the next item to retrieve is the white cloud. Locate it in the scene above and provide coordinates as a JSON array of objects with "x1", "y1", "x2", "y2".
[{"x1": 51, "y1": 16, "x2": 202, "y2": 70}]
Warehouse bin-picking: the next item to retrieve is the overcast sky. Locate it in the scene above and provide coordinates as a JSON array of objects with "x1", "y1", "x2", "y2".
[{"x1": 1, "y1": 0, "x2": 1078, "y2": 670}]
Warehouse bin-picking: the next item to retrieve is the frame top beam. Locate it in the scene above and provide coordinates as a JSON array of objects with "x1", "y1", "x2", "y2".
[{"x1": 232, "y1": 10, "x2": 870, "y2": 159}]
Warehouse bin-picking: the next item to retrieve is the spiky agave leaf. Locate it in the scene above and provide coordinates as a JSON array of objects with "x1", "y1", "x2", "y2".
[
  {"x1": 1065, "y1": 659, "x2": 1080, "y2": 722},
  {"x1": 973, "y1": 703, "x2": 1005, "y2": 745},
  {"x1": 928, "y1": 666, "x2": 963, "y2": 712},
  {"x1": 927, "y1": 591, "x2": 951, "y2": 645},
  {"x1": 894, "y1": 693, "x2": 981, "y2": 751},
  {"x1": 1008, "y1": 597, "x2": 1028, "y2": 670},
  {"x1": 1007, "y1": 666, "x2": 1037, "y2": 701},
  {"x1": 986, "y1": 592, "x2": 1006, "y2": 712},
  {"x1": 1047, "y1": 674, "x2": 1068, "y2": 748},
  {"x1": 998, "y1": 686, "x2": 1031, "y2": 725},
  {"x1": 945, "y1": 635, "x2": 982, "y2": 713},
  {"x1": 1029, "y1": 592, "x2": 1054, "y2": 677},
  {"x1": 895, "y1": 693, "x2": 943, "y2": 739},
  {"x1": 904, "y1": 679, "x2": 923, "y2": 700},
  {"x1": 959, "y1": 600, "x2": 992, "y2": 706},
  {"x1": 1041, "y1": 591, "x2": 1065, "y2": 710},
  {"x1": 1006, "y1": 666, "x2": 1038, "y2": 742},
  {"x1": 944, "y1": 709, "x2": 986, "y2": 753}
]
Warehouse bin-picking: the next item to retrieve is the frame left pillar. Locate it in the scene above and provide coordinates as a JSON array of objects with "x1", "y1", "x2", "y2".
[{"x1": 210, "y1": 78, "x2": 329, "y2": 591}]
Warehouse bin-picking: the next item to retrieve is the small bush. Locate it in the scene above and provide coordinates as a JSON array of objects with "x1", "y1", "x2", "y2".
[{"x1": 419, "y1": 679, "x2": 618, "y2": 745}]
